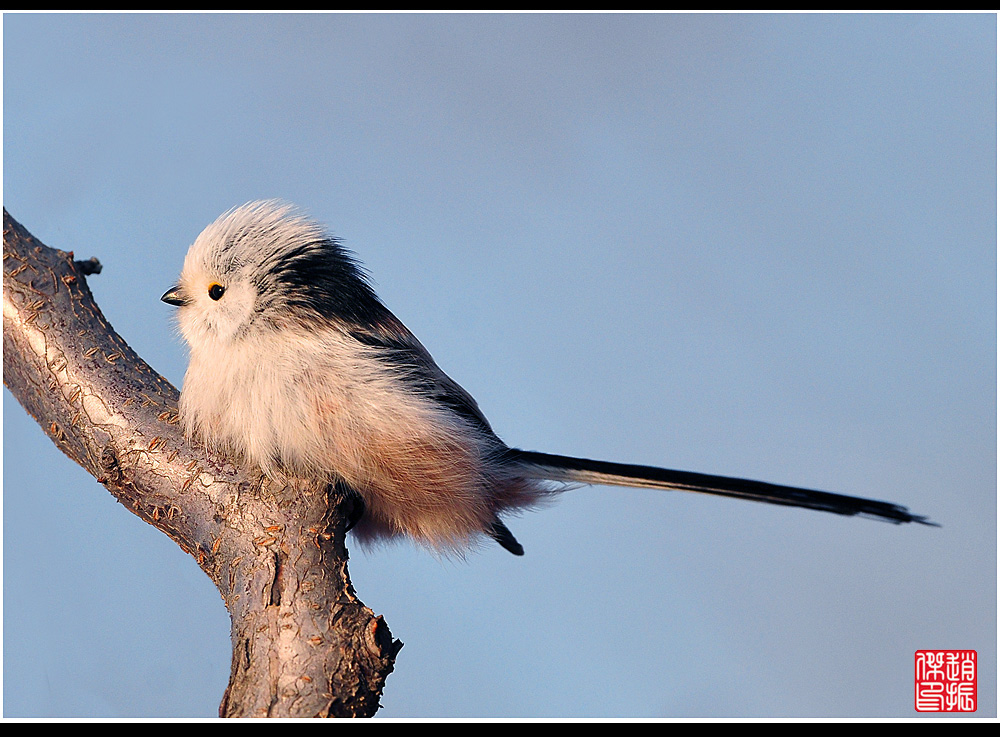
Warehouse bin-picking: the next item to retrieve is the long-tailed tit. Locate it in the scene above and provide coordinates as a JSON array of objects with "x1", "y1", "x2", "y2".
[{"x1": 162, "y1": 201, "x2": 932, "y2": 555}]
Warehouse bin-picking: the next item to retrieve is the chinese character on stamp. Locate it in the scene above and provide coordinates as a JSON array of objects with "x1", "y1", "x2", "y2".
[{"x1": 915, "y1": 650, "x2": 976, "y2": 712}]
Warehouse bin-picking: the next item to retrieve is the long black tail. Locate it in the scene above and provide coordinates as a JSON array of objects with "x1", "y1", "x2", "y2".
[{"x1": 509, "y1": 449, "x2": 935, "y2": 526}]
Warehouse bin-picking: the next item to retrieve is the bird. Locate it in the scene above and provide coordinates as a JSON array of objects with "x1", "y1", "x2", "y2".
[{"x1": 161, "y1": 200, "x2": 933, "y2": 556}]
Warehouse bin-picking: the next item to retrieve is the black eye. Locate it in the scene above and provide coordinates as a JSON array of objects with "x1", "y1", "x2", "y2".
[{"x1": 208, "y1": 283, "x2": 225, "y2": 301}]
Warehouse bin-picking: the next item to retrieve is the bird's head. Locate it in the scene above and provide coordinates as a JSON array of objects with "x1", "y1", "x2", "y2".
[{"x1": 162, "y1": 200, "x2": 379, "y2": 351}]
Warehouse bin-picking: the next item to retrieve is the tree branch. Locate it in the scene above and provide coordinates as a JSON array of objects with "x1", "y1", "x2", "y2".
[{"x1": 3, "y1": 208, "x2": 401, "y2": 718}]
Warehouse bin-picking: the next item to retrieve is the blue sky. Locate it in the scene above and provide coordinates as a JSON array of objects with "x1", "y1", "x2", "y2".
[{"x1": 3, "y1": 12, "x2": 996, "y2": 718}]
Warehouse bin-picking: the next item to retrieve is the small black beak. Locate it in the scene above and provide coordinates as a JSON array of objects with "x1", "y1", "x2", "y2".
[{"x1": 161, "y1": 286, "x2": 188, "y2": 307}]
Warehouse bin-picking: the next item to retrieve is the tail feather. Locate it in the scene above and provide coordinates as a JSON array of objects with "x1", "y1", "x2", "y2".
[
  {"x1": 509, "y1": 449, "x2": 935, "y2": 526},
  {"x1": 489, "y1": 518, "x2": 525, "y2": 556}
]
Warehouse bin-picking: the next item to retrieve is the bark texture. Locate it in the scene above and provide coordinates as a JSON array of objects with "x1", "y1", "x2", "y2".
[{"x1": 3, "y1": 208, "x2": 401, "y2": 718}]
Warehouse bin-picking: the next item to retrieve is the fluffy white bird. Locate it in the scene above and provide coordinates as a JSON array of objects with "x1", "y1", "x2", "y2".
[{"x1": 162, "y1": 201, "x2": 932, "y2": 555}]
